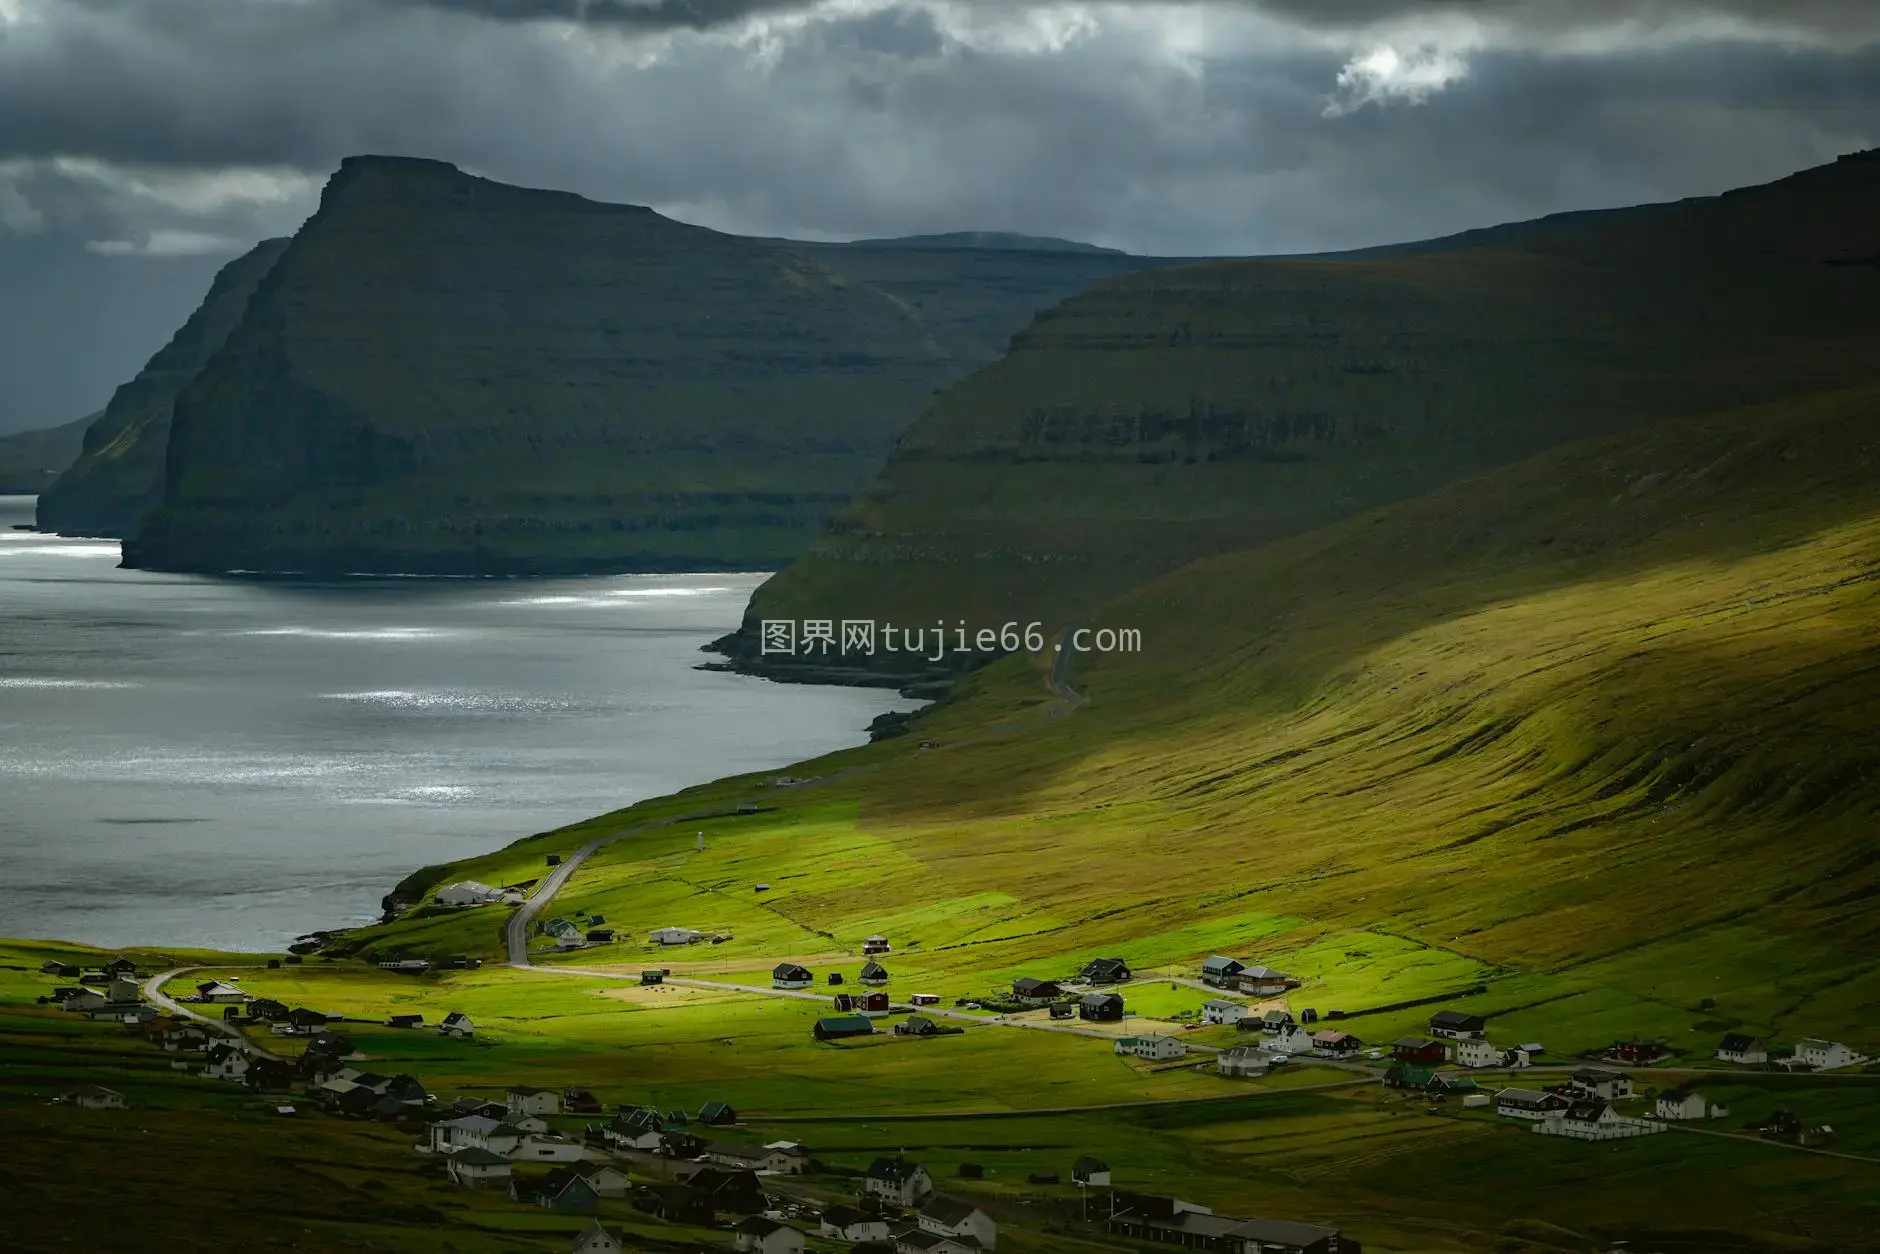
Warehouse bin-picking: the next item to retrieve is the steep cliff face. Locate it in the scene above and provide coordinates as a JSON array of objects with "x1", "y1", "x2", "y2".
[
  {"x1": 122, "y1": 157, "x2": 1159, "y2": 576},
  {"x1": 35, "y1": 239, "x2": 291, "y2": 536},
  {"x1": 726, "y1": 149, "x2": 1880, "y2": 681}
]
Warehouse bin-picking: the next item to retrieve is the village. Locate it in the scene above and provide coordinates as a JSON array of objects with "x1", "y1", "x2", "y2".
[{"x1": 29, "y1": 923, "x2": 1879, "y2": 1254}]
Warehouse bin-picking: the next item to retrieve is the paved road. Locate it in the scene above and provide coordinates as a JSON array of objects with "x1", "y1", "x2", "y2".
[
  {"x1": 1664, "y1": 1122, "x2": 1880, "y2": 1165},
  {"x1": 1047, "y1": 627, "x2": 1085, "y2": 713},
  {"x1": 142, "y1": 966, "x2": 286, "y2": 1060}
]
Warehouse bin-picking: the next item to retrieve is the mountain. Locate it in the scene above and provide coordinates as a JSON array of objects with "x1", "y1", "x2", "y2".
[
  {"x1": 0, "y1": 412, "x2": 94, "y2": 495},
  {"x1": 114, "y1": 157, "x2": 1163, "y2": 576},
  {"x1": 719, "y1": 149, "x2": 1880, "y2": 683},
  {"x1": 35, "y1": 239, "x2": 291, "y2": 537},
  {"x1": 839, "y1": 231, "x2": 1129, "y2": 255}
]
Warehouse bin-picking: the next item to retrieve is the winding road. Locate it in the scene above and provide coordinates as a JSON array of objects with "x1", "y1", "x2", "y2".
[{"x1": 141, "y1": 965, "x2": 285, "y2": 1060}]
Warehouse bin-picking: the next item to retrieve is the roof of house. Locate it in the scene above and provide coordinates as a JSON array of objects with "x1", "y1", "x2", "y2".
[
  {"x1": 774, "y1": 963, "x2": 812, "y2": 979},
  {"x1": 574, "y1": 1219, "x2": 622, "y2": 1250},
  {"x1": 1495, "y1": 1088, "x2": 1562, "y2": 1107},
  {"x1": 709, "y1": 1142, "x2": 770, "y2": 1162},
  {"x1": 1393, "y1": 1036, "x2": 1438, "y2": 1049},
  {"x1": 817, "y1": 1014, "x2": 875, "y2": 1033},
  {"x1": 1083, "y1": 957, "x2": 1128, "y2": 972},
  {"x1": 1430, "y1": 1010, "x2": 1485, "y2": 1027},
  {"x1": 867, "y1": 1155, "x2": 925, "y2": 1182},
  {"x1": 1226, "y1": 1218, "x2": 1341, "y2": 1245},
  {"x1": 1796, "y1": 1037, "x2": 1837, "y2": 1050},
  {"x1": 824, "y1": 1205, "x2": 873, "y2": 1228},
  {"x1": 898, "y1": 1232, "x2": 979, "y2": 1253},
  {"x1": 698, "y1": 1100, "x2": 734, "y2": 1118},
  {"x1": 1313, "y1": 1030, "x2": 1357, "y2": 1045},
  {"x1": 1073, "y1": 1155, "x2": 1109, "y2": 1174},
  {"x1": 1201, "y1": 955, "x2": 1244, "y2": 972},
  {"x1": 1221, "y1": 1046, "x2": 1273, "y2": 1061},
  {"x1": 1013, "y1": 977, "x2": 1059, "y2": 992},
  {"x1": 735, "y1": 1216, "x2": 789, "y2": 1237},
  {"x1": 1573, "y1": 1067, "x2": 1624, "y2": 1082},
  {"x1": 65, "y1": 1084, "x2": 122, "y2": 1099},
  {"x1": 1203, "y1": 1000, "x2": 1244, "y2": 1012},
  {"x1": 921, "y1": 1196, "x2": 982, "y2": 1225},
  {"x1": 860, "y1": 961, "x2": 889, "y2": 978},
  {"x1": 1080, "y1": 991, "x2": 1123, "y2": 1006},
  {"x1": 1565, "y1": 1100, "x2": 1611, "y2": 1122},
  {"x1": 508, "y1": 1084, "x2": 555, "y2": 1095},
  {"x1": 1719, "y1": 1033, "x2": 1762, "y2": 1051},
  {"x1": 1240, "y1": 965, "x2": 1289, "y2": 980},
  {"x1": 447, "y1": 1147, "x2": 511, "y2": 1166}
]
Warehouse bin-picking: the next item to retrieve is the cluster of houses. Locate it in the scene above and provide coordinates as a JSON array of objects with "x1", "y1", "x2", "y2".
[
  {"x1": 1716, "y1": 1033, "x2": 1869, "y2": 1072},
  {"x1": 541, "y1": 915, "x2": 617, "y2": 949}
]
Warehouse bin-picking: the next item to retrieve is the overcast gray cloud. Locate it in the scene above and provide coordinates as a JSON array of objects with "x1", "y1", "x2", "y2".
[{"x1": 2, "y1": 0, "x2": 1878, "y2": 429}]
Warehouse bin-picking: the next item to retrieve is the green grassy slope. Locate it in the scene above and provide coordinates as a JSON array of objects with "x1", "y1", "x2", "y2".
[
  {"x1": 728, "y1": 148, "x2": 1880, "y2": 679},
  {"x1": 223, "y1": 382, "x2": 1880, "y2": 1248},
  {"x1": 33, "y1": 239, "x2": 291, "y2": 536},
  {"x1": 0, "y1": 411, "x2": 93, "y2": 495}
]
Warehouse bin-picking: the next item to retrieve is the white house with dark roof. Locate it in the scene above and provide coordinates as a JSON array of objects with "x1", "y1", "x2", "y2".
[
  {"x1": 1655, "y1": 1090, "x2": 1716, "y2": 1121},
  {"x1": 1115, "y1": 1034, "x2": 1187, "y2": 1061},
  {"x1": 439, "y1": 1011, "x2": 475, "y2": 1038},
  {"x1": 859, "y1": 961, "x2": 890, "y2": 986},
  {"x1": 196, "y1": 980, "x2": 249, "y2": 1004},
  {"x1": 1570, "y1": 1068, "x2": 1633, "y2": 1100},
  {"x1": 446, "y1": 1146, "x2": 513, "y2": 1188},
  {"x1": 864, "y1": 1155, "x2": 933, "y2": 1205},
  {"x1": 920, "y1": 1195, "x2": 999, "y2": 1249},
  {"x1": 773, "y1": 963, "x2": 814, "y2": 989},
  {"x1": 435, "y1": 881, "x2": 503, "y2": 907},
  {"x1": 1494, "y1": 1088, "x2": 1569, "y2": 1120},
  {"x1": 572, "y1": 1219, "x2": 626, "y2": 1254},
  {"x1": 1203, "y1": 1000, "x2": 1250, "y2": 1026},
  {"x1": 821, "y1": 1204, "x2": 892, "y2": 1243},
  {"x1": 733, "y1": 1216, "x2": 805, "y2": 1254},
  {"x1": 1262, "y1": 1023, "x2": 1315, "y2": 1056},
  {"x1": 1217, "y1": 1046, "x2": 1276, "y2": 1078},
  {"x1": 1716, "y1": 1034, "x2": 1768, "y2": 1064},
  {"x1": 62, "y1": 1084, "x2": 126, "y2": 1109},
  {"x1": 201, "y1": 1043, "x2": 250, "y2": 1081},
  {"x1": 1533, "y1": 1099, "x2": 1665, "y2": 1142},
  {"x1": 1795, "y1": 1039, "x2": 1868, "y2": 1071},
  {"x1": 507, "y1": 1085, "x2": 562, "y2": 1116}
]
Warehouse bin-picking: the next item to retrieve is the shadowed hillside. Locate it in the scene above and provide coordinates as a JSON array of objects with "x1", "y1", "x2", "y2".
[
  {"x1": 0, "y1": 412, "x2": 93, "y2": 495},
  {"x1": 115, "y1": 158, "x2": 1165, "y2": 575},
  {"x1": 724, "y1": 148, "x2": 1880, "y2": 683}
]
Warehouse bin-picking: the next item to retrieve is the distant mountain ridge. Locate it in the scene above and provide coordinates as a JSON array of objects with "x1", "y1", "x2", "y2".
[
  {"x1": 720, "y1": 148, "x2": 1880, "y2": 683},
  {"x1": 38, "y1": 155, "x2": 1164, "y2": 573},
  {"x1": 0, "y1": 412, "x2": 94, "y2": 495},
  {"x1": 838, "y1": 231, "x2": 1128, "y2": 255}
]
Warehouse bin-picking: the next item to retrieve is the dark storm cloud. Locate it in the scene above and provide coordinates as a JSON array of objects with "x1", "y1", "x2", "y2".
[{"x1": 3, "y1": 0, "x2": 1879, "y2": 428}]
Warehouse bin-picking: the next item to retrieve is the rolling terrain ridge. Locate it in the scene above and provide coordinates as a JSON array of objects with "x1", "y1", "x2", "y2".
[{"x1": 724, "y1": 147, "x2": 1880, "y2": 681}]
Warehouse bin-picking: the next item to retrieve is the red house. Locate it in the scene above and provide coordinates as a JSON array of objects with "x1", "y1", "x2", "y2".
[
  {"x1": 1391, "y1": 1037, "x2": 1449, "y2": 1065},
  {"x1": 855, "y1": 991, "x2": 891, "y2": 1018},
  {"x1": 1608, "y1": 1037, "x2": 1668, "y2": 1066}
]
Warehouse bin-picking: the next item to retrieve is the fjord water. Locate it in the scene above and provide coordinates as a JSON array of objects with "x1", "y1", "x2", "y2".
[{"x1": 0, "y1": 496, "x2": 911, "y2": 951}]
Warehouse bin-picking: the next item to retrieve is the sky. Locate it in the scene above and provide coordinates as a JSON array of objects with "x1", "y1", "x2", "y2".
[{"x1": 2, "y1": 0, "x2": 1878, "y2": 432}]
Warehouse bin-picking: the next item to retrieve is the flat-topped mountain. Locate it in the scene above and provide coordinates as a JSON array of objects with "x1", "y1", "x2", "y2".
[
  {"x1": 722, "y1": 149, "x2": 1880, "y2": 682},
  {"x1": 71, "y1": 156, "x2": 1163, "y2": 575}
]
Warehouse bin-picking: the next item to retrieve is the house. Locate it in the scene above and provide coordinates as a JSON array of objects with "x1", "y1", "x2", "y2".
[
  {"x1": 1716, "y1": 1034, "x2": 1768, "y2": 1064},
  {"x1": 734, "y1": 1216, "x2": 806, "y2": 1254},
  {"x1": 1236, "y1": 966, "x2": 1297, "y2": 997},
  {"x1": 765, "y1": 1140, "x2": 813, "y2": 1171},
  {"x1": 572, "y1": 1219, "x2": 627, "y2": 1254},
  {"x1": 1116, "y1": 1034, "x2": 1187, "y2": 1061},
  {"x1": 822, "y1": 1204, "x2": 893, "y2": 1243},
  {"x1": 1494, "y1": 1088, "x2": 1570, "y2": 1120},
  {"x1": 446, "y1": 1147, "x2": 513, "y2": 1188},
  {"x1": 815, "y1": 1014, "x2": 876, "y2": 1041},
  {"x1": 649, "y1": 926, "x2": 705, "y2": 946},
  {"x1": 58, "y1": 988, "x2": 109, "y2": 1013},
  {"x1": 1072, "y1": 1156, "x2": 1111, "y2": 1187},
  {"x1": 40, "y1": 961, "x2": 80, "y2": 977},
  {"x1": 1310, "y1": 1031, "x2": 1361, "y2": 1058},
  {"x1": 1012, "y1": 977, "x2": 1063, "y2": 1005},
  {"x1": 863, "y1": 934, "x2": 892, "y2": 955},
  {"x1": 1534, "y1": 1099, "x2": 1664, "y2": 1142},
  {"x1": 285, "y1": 1007, "x2": 330, "y2": 1031},
  {"x1": 510, "y1": 1167, "x2": 599, "y2": 1211},
  {"x1": 564, "y1": 1088, "x2": 603, "y2": 1115},
  {"x1": 435, "y1": 880, "x2": 503, "y2": 906},
  {"x1": 160, "y1": 1024, "x2": 212, "y2": 1052},
  {"x1": 440, "y1": 1011, "x2": 475, "y2": 1038},
  {"x1": 698, "y1": 1099, "x2": 737, "y2": 1125},
  {"x1": 242, "y1": 1059, "x2": 296, "y2": 1092},
  {"x1": 377, "y1": 957, "x2": 431, "y2": 973},
  {"x1": 1203, "y1": 1000, "x2": 1251, "y2": 1027},
  {"x1": 895, "y1": 1231, "x2": 980, "y2": 1254},
  {"x1": 897, "y1": 1015, "x2": 945, "y2": 1037},
  {"x1": 1391, "y1": 1037, "x2": 1448, "y2": 1065},
  {"x1": 1431, "y1": 1073, "x2": 1480, "y2": 1097},
  {"x1": 1080, "y1": 957, "x2": 1132, "y2": 985},
  {"x1": 1218, "y1": 1047, "x2": 1276, "y2": 1078},
  {"x1": 859, "y1": 961, "x2": 890, "y2": 986},
  {"x1": 386, "y1": 1013, "x2": 424, "y2": 1029},
  {"x1": 1453, "y1": 1037, "x2": 1502, "y2": 1068},
  {"x1": 864, "y1": 1156, "x2": 933, "y2": 1205},
  {"x1": 674, "y1": 1165, "x2": 766, "y2": 1213},
  {"x1": 105, "y1": 976, "x2": 144, "y2": 1005},
  {"x1": 508, "y1": 1085, "x2": 562, "y2": 1116},
  {"x1": 1049, "y1": 1003, "x2": 1075, "y2": 1020},
  {"x1": 61, "y1": 1084, "x2": 126, "y2": 1109},
  {"x1": 430, "y1": 1114, "x2": 524, "y2": 1157},
  {"x1": 920, "y1": 1195, "x2": 999, "y2": 1249},
  {"x1": 1257, "y1": 1009, "x2": 1294, "y2": 1031},
  {"x1": 1795, "y1": 1038, "x2": 1868, "y2": 1071},
  {"x1": 1428, "y1": 1010, "x2": 1486, "y2": 1040},
  {"x1": 201, "y1": 1043, "x2": 250, "y2": 1081},
  {"x1": 1200, "y1": 956, "x2": 1247, "y2": 988},
  {"x1": 660, "y1": 1130, "x2": 709, "y2": 1159},
  {"x1": 1607, "y1": 1037, "x2": 1669, "y2": 1066},
  {"x1": 1079, "y1": 992, "x2": 1125, "y2": 1022},
  {"x1": 195, "y1": 980, "x2": 248, "y2": 1004},
  {"x1": 100, "y1": 957, "x2": 139, "y2": 977},
  {"x1": 856, "y1": 991, "x2": 892, "y2": 1017},
  {"x1": 304, "y1": 1030, "x2": 355, "y2": 1059},
  {"x1": 1384, "y1": 1064, "x2": 1437, "y2": 1091},
  {"x1": 911, "y1": 993, "x2": 941, "y2": 1007},
  {"x1": 773, "y1": 963, "x2": 814, "y2": 990},
  {"x1": 1262, "y1": 1023, "x2": 1314, "y2": 1056},
  {"x1": 1569, "y1": 1067, "x2": 1633, "y2": 1100},
  {"x1": 1107, "y1": 1198, "x2": 1348, "y2": 1254},
  {"x1": 1655, "y1": 1089, "x2": 1712, "y2": 1121},
  {"x1": 585, "y1": 928, "x2": 615, "y2": 943},
  {"x1": 604, "y1": 1108, "x2": 666, "y2": 1151}
]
